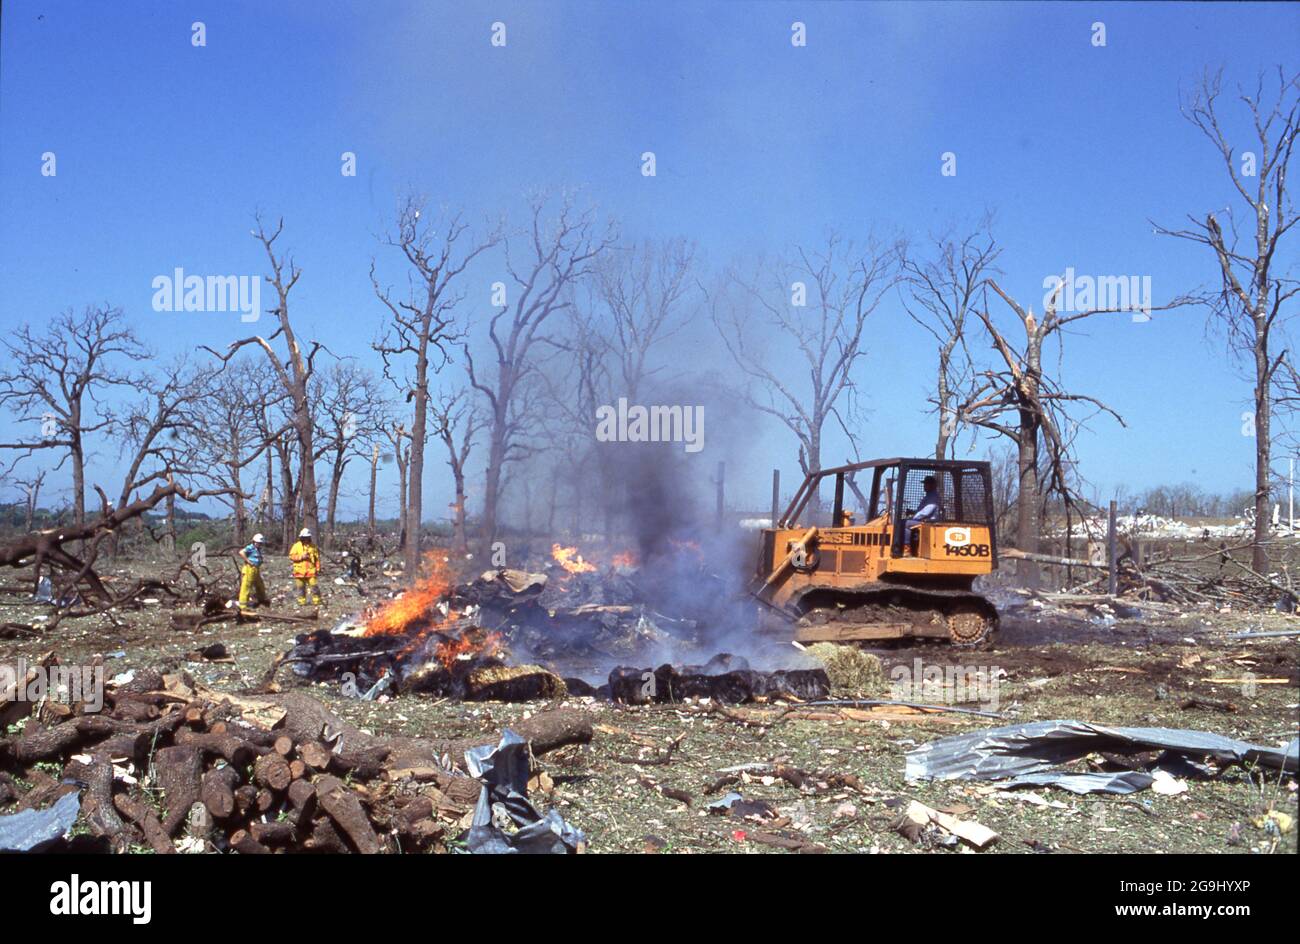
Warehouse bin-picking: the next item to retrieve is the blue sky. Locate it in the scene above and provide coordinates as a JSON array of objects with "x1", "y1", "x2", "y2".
[{"x1": 2, "y1": 1, "x2": 1298, "y2": 522}]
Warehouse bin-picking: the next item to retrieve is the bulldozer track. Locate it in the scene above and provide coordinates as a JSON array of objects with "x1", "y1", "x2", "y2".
[{"x1": 791, "y1": 586, "x2": 998, "y2": 649}]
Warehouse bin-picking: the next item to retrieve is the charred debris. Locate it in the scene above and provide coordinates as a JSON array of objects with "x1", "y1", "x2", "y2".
[{"x1": 278, "y1": 547, "x2": 830, "y2": 707}]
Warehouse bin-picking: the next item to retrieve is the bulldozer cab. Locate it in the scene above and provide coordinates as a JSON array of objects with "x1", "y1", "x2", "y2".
[
  {"x1": 884, "y1": 460, "x2": 997, "y2": 559},
  {"x1": 756, "y1": 457, "x2": 999, "y2": 646},
  {"x1": 771, "y1": 457, "x2": 997, "y2": 570}
]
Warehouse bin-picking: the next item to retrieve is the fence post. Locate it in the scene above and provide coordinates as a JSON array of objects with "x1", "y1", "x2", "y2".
[
  {"x1": 1107, "y1": 500, "x2": 1118, "y2": 596},
  {"x1": 715, "y1": 461, "x2": 725, "y2": 530}
]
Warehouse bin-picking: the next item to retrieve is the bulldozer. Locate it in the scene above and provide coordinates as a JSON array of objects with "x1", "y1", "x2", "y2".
[{"x1": 753, "y1": 458, "x2": 999, "y2": 648}]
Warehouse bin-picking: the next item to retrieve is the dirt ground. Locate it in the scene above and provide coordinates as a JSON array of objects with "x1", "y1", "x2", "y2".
[{"x1": 2, "y1": 556, "x2": 1296, "y2": 854}]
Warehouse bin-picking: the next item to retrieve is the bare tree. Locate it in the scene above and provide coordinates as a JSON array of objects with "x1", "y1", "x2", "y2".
[
  {"x1": 466, "y1": 193, "x2": 616, "y2": 547},
  {"x1": 430, "y1": 388, "x2": 485, "y2": 555},
  {"x1": 0, "y1": 305, "x2": 148, "y2": 529},
  {"x1": 204, "y1": 216, "x2": 323, "y2": 540},
  {"x1": 384, "y1": 420, "x2": 412, "y2": 552},
  {"x1": 902, "y1": 219, "x2": 1000, "y2": 459},
  {"x1": 13, "y1": 470, "x2": 47, "y2": 532},
  {"x1": 960, "y1": 280, "x2": 1185, "y2": 583},
  {"x1": 1157, "y1": 68, "x2": 1300, "y2": 572},
  {"x1": 196, "y1": 360, "x2": 283, "y2": 546},
  {"x1": 312, "y1": 361, "x2": 387, "y2": 547},
  {"x1": 366, "y1": 440, "x2": 381, "y2": 547},
  {"x1": 533, "y1": 292, "x2": 613, "y2": 537},
  {"x1": 596, "y1": 237, "x2": 697, "y2": 400},
  {"x1": 711, "y1": 232, "x2": 898, "y2": 504},
  {"x1": 272, "y1": 427, "x2": 299, "y2": 548},
  {"x1": 372, "y1": 196, "x2": 501, "y2": 577},
  {"x1": 111, "y1": 358, "x2": 217, "y2": 553}
]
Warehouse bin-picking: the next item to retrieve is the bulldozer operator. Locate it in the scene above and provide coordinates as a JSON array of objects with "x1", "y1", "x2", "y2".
[{"x1": 902, "y1": 475, "x2": 943, "y2": 554}]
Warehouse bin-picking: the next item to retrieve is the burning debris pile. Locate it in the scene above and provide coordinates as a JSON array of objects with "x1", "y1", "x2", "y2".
[
  {"x1": 0, "y1": 664, "x2": 590, "y2": 854},
  {"x1": 281, "y1": 546, "x2": 829, "y2": 706}
]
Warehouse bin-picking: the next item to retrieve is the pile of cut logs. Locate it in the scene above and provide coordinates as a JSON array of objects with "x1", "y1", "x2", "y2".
[{"x1": 0, "y1": 662, "x2": 592, "y2": 853}]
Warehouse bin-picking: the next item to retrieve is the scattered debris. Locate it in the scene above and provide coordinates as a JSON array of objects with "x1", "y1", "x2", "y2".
[
  {"x1": 1150, "y1": 769, "x2": 1189, "y2": 796},
  {"x1": 463, "y1": 729, "x2": 586, "y2": 854},
  {"x1": 0, "y1": 790, "x2": 81, "y2": 852},
  {"x1": 998, "y1": 770, "x2": 1155, "y2": 795},
  {"x1": 1252, "y1": 809, "x2": 1294, "y2": 834},
  {"x1": 1179, "y1": 696, "x2": 1238, "y2": 713},
  {"x1": 892, "y1": 798, "x2": 999, "y2": 850},
  {"x1": 906, "y1": 720, "x2": 1298, "y2": 796},
  {"x1": 733, "y1": 828, "x2": 828, "y2": 854},
  {"x1": 706, "y1": 792, "x2": 779, "y2": 820},
  {"x1": 638, "y1": 777, "x2": 693, "y2": 807},
  {"x1": 800, "y1": 697, "x2": 1004, "y2": 719}
]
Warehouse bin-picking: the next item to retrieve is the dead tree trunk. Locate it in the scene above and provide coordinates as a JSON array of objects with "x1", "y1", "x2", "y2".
[
  {"x1": 1158, "y1": 68, "x2": 1299, "y2": 573},
  {"x1": 373, "y1": 198, "x2": 500, "y2": 579}
]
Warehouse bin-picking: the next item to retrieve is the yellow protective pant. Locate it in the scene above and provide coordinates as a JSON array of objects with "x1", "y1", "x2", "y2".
[
  {"x1": 295, "y1": 576, "x2": 321, "y2": 605},
  {"x1": 239, "y1": 565, "x2": 269, "y2": 607}
]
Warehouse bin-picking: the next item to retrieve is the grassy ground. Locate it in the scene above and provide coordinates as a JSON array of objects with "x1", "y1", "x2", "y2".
[{"x1": 2, "y1": 555, "x2": 1296, "y2": 854}]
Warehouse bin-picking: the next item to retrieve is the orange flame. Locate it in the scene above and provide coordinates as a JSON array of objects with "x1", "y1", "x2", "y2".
[
  {"x1": 364, "y1": 553, "x2": 457, "y2": 637},
  {"x1": 433, "y1": 630, "x2": 502, "y2": 669},
  {"x1": 358, "y1": 552, "x2": 505, "y2": 670},
  {"x1": 551, "y1": 543, "x2": 597, "y2": 574},
  {"x1": 611, "y1": 550, "x2": 639, "y2": 569}
]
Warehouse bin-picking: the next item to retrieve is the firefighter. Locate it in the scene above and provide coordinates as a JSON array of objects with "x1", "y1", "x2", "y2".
[
  {"x1": 289, "y1": 527, "x2": 323, "y2": 606},
  {"x1": 237, "y1": 533, "x2": 270, "y2": 609}
]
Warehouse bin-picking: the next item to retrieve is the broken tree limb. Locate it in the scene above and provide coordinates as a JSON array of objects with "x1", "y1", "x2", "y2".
[
  {"x1": 266, "y1": 691, "x2": 592, "y2": 767},
  {"x1": 1224, "y1": 557, "x2": 1300, "y2": 602},
  {"x1": 315, "y1": 774, "x2": 381, "y2": 853},
  {"x1": 1000, "y1": 548, "x2": 1105, "y2": 569},
  {"x1": 64, "y1": 759, "x2": 136, "y2": 851},
  {"x1": 799, "y1": 698, "x2": 1004, "y2": 719},
  {"x1": 154, "y1": 745, "x2": 204, "y2": 836},
  {"x1": 0, "y1": 480, "x2": 229, "y2": 604},
  {"x1": 113, "y1": 792, "x2": 176, "y2": 854}
]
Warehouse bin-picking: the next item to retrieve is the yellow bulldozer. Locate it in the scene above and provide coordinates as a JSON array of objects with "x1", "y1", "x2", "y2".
[{"x1": 753, "y1": 458, "x2": 999, "y2": 648}]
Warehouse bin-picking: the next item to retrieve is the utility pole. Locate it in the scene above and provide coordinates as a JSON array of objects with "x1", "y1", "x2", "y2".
[{"x1": 771, "y1": 469, "x2": 780, "y2": 526}]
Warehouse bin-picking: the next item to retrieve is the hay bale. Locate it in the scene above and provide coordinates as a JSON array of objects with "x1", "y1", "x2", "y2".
[
  {"x1": 464, "y1": 664, "x2": 567, "y2": 701},
  {"x1": 806, "y1": 644, "x2": 884, "y2": 694}
]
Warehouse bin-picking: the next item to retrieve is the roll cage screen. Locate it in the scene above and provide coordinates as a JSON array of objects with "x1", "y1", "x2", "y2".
[{"x1": 778, "y1": 458, "x2": 995, "y2": 557}]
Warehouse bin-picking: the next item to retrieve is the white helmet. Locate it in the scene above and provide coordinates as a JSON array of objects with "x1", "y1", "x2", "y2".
[
  {"x1": 252, "y1": 533, "x2": 265, "y2": 543},
  {"x1": 299, "y1": 528, "x2": 313, "y2": 538}
]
